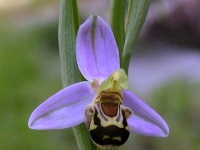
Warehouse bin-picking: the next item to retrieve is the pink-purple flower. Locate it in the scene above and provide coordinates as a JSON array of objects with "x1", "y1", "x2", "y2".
[{"x1": 28, "y1": 15, "x2": 169, "y2": 138}]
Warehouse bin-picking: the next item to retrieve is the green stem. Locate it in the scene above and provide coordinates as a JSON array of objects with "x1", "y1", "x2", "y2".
[
  {"x1": 58, "y1": 0, "x2": 81, "y2": 85},
  {"x1": 122, "y1": 0, "x2": 151, "y2": 73},
  {"x1": 125, "y1": 0, "x2": 134, "y2": 33},
  {"x1": 58, "y1": 0, "x2": 95, "y2": 149},
  {"x1": 73, "y1": 124, "x2": 96, "y2": 150},
  {"x1": 110, "y1": 0, "x2": 126, "y2": 65},
  {"x1": 72, "y1": 0, "x2": 79, "y2": 35}
]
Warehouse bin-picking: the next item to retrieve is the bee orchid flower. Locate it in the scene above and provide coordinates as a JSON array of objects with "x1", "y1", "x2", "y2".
[{"x1": 28, "y1": 15, "x2": 169, "y2": 148}]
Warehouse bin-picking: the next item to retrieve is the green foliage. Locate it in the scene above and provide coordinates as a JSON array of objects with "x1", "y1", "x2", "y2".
[
  {"x1": 0, "y1": 16, "x2": 77, "y2": 150},
  {"x1": 150, "y1": 79, "x2": 200, "y2": 150},
  {"x1": 124, "y1": 79, "x2": 200, "y2": 150}
]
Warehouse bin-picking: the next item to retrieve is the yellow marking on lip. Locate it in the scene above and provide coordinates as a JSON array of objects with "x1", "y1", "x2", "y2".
[
  {"x1": 89, "y1": 115, "x2": 98, "y2": 130},
  {"x1": 96, "y1": 104, "x2": 124, "y2": 128},
  {"x1": 102, "y1": 135, "x2": 110, "y2": 140},
  {"x1": 112, "y1": 136, "x2": 121, "y2": 142},
  {"x1": 125, "y1": 126, "x2": 129, "y2": 131}
]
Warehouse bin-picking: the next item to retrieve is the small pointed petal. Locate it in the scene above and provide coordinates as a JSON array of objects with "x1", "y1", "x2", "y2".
[
  {"x1": 123, "y1": 90, "x2": 169, "y2": 137},
  {"x1": 28, "y1": 82, "x2": 95, "y2": 130},
  {"x1": 98, "y1": 69, "x2": 129, "y2": 93},
  {"x1": 76, "y1": 15, "x2": 120, "y2": 82}
]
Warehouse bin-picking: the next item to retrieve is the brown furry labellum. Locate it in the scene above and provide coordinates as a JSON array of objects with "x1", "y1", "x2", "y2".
[{"x1": 85, "y1": 91, "x2": 132, "y2": 148}]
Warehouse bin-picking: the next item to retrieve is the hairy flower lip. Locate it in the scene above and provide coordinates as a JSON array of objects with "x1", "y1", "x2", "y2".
[{"x1": 28, "y1": 15, "x2": 169, "y2": 138}]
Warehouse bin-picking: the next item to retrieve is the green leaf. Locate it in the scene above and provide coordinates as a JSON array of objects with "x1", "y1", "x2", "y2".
[
  {"x1": 122, "y1": 0, "x2": 151, "y2": 72},
  {"x1": 58, "y1": 0, "x2": 94, "y2": 150},
  {"x1": 73, "y1": 124, "x2": 96, "y2": 150},
  {"x1": 58, "y1": 0, "x2": 81, "y2": 86},
  {"x1": 110, "y1": 0, "x2": 126, "y2": 64}
]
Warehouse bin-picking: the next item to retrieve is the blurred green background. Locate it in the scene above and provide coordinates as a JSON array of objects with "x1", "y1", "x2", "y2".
[{"x1": 0, "y1": 0, "x2": 199, "y2": 150}]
